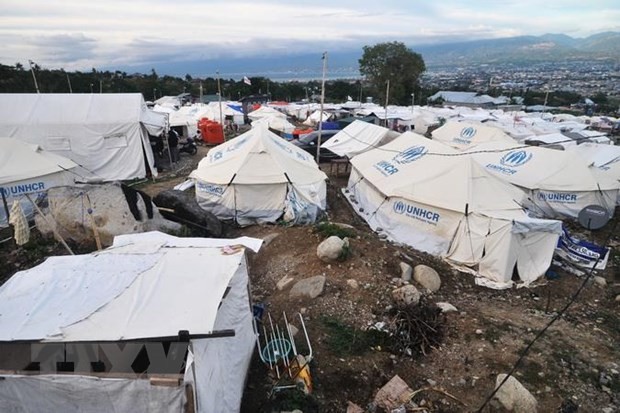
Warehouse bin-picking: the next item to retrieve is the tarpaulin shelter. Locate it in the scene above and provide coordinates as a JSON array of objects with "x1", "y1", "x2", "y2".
[
  {"x1": 345, "y1": 132, "x2": 561, "y2": 288},
  {"x1": 322, "y1": 120, "x2": 399, "y2": 159},
  {"x1": 0, "y1": 94, "x2": 167, "y2": 181},
  {"x1": 0, "y1": 231, "x2": 262, "y2": 413},
  {"x1": 190, "y1": 126, "x2": 327, "y2": 226}
]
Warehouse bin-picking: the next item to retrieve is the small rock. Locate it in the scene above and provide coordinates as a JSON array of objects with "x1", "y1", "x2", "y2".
[
  {"x1": 413, "y1": 265, "x2": 441, "y2": 292},
  {"x1": 288, "y1": 325, "x2": 299, "y2": 337},
  {"x1": 262, "y1": 232, "x2": 280, "y2": 246},
  {"x1": 276, "y1": 275, "x2": 295, "y2": 291},
  {"x1": 476, "y1": 329, "x2": 483, "y2": 335},
  {"x1": 494, "y1": 374, "x2": 538, "y2": 413},
  {"x1": 317, "y1": 236, "x2": 346, "y2": 262},
  {"x1": 374, "y1": 375, "x2": 413, "y2": 411},
  {"x1": 615, "y1": 294, "x2": 620, "y2": 302},
  {"x1": 593, "y1": 276, "x2": 607, "y2": 287},
  {"x1": 346, "y1": 401, "x2": 365, "y2": 413},
  {"x1": 391, "y1": 285, "x2": 421, "y2": 307},
  {"x1": 399, "y1": 262, "x2": 413, "y2": 282},
  {"x1": 436, "y1": 302, "x2": 458, "y2": 313},
  {"x1": 289, "y1": 276, "x2": 326, "y2": 299},
  {"x1": 332, "y1": 222, "x2": 356, "y2": 230},
  {"x1": 347, "y1": 279, "x2": 359, "y2": 289},
  {"x1": 426, "y1": 378, "x2": 437, "y2": 386}
]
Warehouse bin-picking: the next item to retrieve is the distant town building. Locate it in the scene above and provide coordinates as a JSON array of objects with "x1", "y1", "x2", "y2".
[{"x1": 428, "y1": 91, "x2": 509, "y2": 108}]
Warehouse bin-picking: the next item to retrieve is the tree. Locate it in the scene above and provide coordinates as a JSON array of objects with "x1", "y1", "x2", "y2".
[{"x1": 358, "y1": 41, "x2": 426, "y2": 105}]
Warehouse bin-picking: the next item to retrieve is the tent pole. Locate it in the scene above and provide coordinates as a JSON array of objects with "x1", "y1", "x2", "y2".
[
  {"x1": 316, "y1": 52, "x2": 327, "y2": 164},
  {"x1": 24, "y1": 194, "x2": 74, "y2": 255}
]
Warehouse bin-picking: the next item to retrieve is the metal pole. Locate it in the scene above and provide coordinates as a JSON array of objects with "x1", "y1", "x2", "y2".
[
  {"x1": 384, "y1": 79, "x2": 390, "y2": 128},
  {"x1": 543, "y1": 90, "x2": 549, "y2": 113},
  {"x1": 316, "y1": 51, "x2": 327, "y2": 164},
  {"x1": 99, "y1": 80, "x2": 102, "y2": 94},
  {"x1": 66, "y1": 73, "x2": 72, "y2": 93},
  {"x1": 28, "y1": 60, "x2": 40, "y2": 94},
  {"x1": 411, "y1": 92, "x2": 415, "y2": 115},
  {"x1": 217, "y1": 71, "x2": 224, "y2": 138}
]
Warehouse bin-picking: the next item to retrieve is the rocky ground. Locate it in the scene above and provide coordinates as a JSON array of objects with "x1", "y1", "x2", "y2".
[{"x1": 1, "y1": 140, "x2": 619, "y2": 412}]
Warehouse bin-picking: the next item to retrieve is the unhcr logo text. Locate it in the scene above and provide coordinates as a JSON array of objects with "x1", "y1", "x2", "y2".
[{"x1": 393, "y1": 200, "x2": 440, "y2": 225}]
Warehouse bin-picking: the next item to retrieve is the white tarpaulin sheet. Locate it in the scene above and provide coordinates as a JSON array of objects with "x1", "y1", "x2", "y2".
[
  {"x1": 0, "y1": 375, "x2": 186, "y2": 413},
  {"x1": 0, "y1": 232, "x2": 262, "y2": 342},
  {"x1": 191, "y1": 126, "x2": 327, "y2": 225},
  {"x1": 322, "y1": 120, "x2": 399, "y2": 158},
  {"x1": 0, "y1": 94, "x2": 166, "y2": 181}
]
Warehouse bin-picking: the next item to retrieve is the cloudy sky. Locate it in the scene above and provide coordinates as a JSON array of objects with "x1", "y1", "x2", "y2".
[{"x1": 2, "y1": 0, "x2": 619, "y2": 72}]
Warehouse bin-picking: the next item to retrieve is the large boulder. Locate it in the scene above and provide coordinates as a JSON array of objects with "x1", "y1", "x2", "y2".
[
  {"x1": 317, "y1": 236, "x2": 348, "y2": 262},
  {"x1": 36, "y1": 183, "x2": 181, "y2": 247},
  {"x1": 153, "y1": 189, "x2": 222, "y2": 237},
  {"x1": 494, "y1": 374, "x2": 538, "y2": 413},
  {"x1": 289, "y1": 276, "x2": 326, "y2": 299},
  {"x1": 413, "y1": 265, "x2": 441, "y2": 292},
  {"x1": 391, "y1": 285, "x2": 421, "y2": 307}
]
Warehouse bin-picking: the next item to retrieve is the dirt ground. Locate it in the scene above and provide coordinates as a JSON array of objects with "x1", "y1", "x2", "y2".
[{"x1": 1, "y1": 138, "x2": 619, "y2": 412}]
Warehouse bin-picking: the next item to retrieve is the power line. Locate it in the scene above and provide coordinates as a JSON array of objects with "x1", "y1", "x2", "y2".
[{"x1": 475, "y1": 217, "x2": 618, "y2": 412}]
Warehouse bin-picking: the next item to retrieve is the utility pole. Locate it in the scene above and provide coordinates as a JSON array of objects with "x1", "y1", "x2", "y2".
[
  {"x1": 384, "y1": 79, "x2": 390, "y2": 128},
  {"x1": 217, "y1": 71, "x2": 224, "y2": 138},
  {"x1": 99, "y1": 79, "x2": 102, "y2": 94},
  {"x1": 28, "y1": 60, "x2": 40, "y2": 93},
  {"x1": 66, "y1": 72, "x2": 73, "y2": 93},
  {"x1": 316, "y1": 52, "x2": 327, "y2": 164},
  {"x1": 411, "y1": 92, "x2": 415, "y2": 115}
]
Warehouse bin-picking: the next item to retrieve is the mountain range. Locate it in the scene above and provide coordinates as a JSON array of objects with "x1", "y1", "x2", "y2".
[{"x1": 114, "y1": 32, "x2": 620, "y2": 79}]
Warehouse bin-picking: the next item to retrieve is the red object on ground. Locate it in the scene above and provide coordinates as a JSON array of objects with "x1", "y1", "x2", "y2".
[
  {"x1": 197, "y1": 118, "x2": 224, "y2": 145},
  {"x1": 292, "y1": 128, "x2": 314, "y2": 138}
]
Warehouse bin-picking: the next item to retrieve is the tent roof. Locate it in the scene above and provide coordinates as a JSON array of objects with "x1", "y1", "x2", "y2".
[
  {"x1": 0, "y1": 93, "x2": 166, "y2": 131},
  {"x1": 431, "y1": 120, "x2": 516, "y2": 150},
  {"x1": 468, "y1": 141, "x2": 620, "y2": 191},
  {"x1": 190, "y1": 126, "x2": 327, "y2": 185},
  {"x1": 322, "y1": 120, "x2": 399, "y2": 158},
  {"x1": 350, "y1": 132, "x2": 526, "y2": 214},
  {"x1": 247, "y1": 106, "x2": 286, "y2": 121},
  {"x1": 0, "y1": 138, "x2": 78, "y2": 185},
  {"x1": 0, "y1": 232, "x2": 262, "y2": 342}
]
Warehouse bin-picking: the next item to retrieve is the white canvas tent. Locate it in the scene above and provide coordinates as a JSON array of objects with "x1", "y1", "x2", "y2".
[
  {"x1": 0, "y1": 138, "x2": 84, "y2": 226},
  {"x1": 190, "y1": 126, "x2": 327, "y2": 226},
  {"x1": 431, "y1": 120, "x2": 516, "y2": 151},
  {"x1": 322, "y1": 120, "x2": 399, "y2": 158},
  {"x1": 345, "y1": 132, "x2": 561, "y2": 288},
  {"x1": 468, "y1": 142, "x2": 620, "y2": 218},
  {"x1": 0, "y1": 231, "x2": 262, "y2": 413},
  {"x1": 246, "y1": 106, "x2": 286, "y2": 121},
  {"x1": 0, "y1": 94, "x2": 167, "y2": 181}
]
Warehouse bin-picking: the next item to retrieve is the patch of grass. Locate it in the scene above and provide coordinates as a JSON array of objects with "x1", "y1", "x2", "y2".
[
  {"x1": 314, "y1": 222, "x2": 355, "y2": 239},
  {"x1": 483, "y1": 322, "x2": 513, "y2": 344},
  {"x1": 321, "y1": 316, "x2": 390, "y2": 357},
  {"x1": 271, "y1": 389, "x2": 319, "y2": 413}
]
